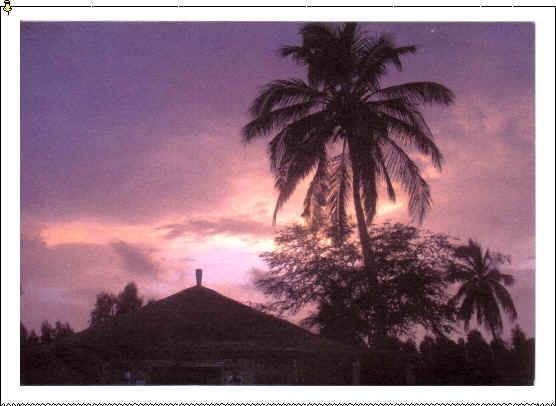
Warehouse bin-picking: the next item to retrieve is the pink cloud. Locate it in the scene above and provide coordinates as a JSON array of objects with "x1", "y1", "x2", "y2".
[{"x1": 20, "y1": 22, "x2": 535, "y2": 340}]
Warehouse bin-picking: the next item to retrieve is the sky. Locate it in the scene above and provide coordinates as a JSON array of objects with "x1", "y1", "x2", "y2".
[{"x1": 20, "y1": 22, "x2": 535, "y2": 339}]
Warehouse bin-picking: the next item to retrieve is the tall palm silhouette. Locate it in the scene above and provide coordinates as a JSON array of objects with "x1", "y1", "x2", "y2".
[
  {"x1": 242, "y1": 22, "x2": 454, "y2": 343},
  {"x1": 447, "y1": 239, "x2": 517, "y2": 339}
]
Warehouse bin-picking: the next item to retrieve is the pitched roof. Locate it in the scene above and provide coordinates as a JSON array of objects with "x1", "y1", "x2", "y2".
[{"x1": 67, "y1": 285, "x2": 359, "y2": 360}]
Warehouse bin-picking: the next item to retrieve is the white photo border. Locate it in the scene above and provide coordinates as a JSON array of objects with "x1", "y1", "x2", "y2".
[{"x1": 1, "y1": 3, "x2": 554, "y2": 403}]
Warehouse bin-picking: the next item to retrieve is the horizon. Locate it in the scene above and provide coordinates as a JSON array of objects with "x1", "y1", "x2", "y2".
[{"x1": 20, "y1": 21, "x2": 535, "y2": 340}]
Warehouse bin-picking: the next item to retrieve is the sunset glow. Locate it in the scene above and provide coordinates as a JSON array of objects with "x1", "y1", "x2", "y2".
[{"x1": 20, "y1": 22, "x2": 534, "y2": 339}]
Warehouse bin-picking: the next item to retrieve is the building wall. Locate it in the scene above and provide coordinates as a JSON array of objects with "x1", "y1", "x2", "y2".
[{"x1": 105, "y1": 356, "x2": 355, "y2": 385}]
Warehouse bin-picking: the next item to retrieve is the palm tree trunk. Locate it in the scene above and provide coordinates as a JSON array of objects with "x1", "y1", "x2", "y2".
[
  {"x1": 351, "y1": 164, "x2": 374, "y2": 270},
  {"x1": 349, "y1": 148, "x2": 387, "y2": 347}
]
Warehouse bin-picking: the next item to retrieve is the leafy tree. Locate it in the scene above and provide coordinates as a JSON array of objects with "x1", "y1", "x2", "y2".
[
  {"x1": 254, "y1": 220, "x2": 362, "y2": 323},
  {"x1": 21, "y1": 323, "x2": 30, "y2": 349},
  {"x1": 54, "y1": 321, "x2": 74, "y2": 340},
  {"x1": 90, "y1": 292, "x2": 118, "y2": 326},
  {"x1": 362, "y1": 329, "x2": 534, "y2": 385},
  {"x1": 89, "y1": 282, "x2": 144, "y2": 326},
  {"x1": 255, "y1": 221, "x2": 457, "y2": 344},
  {"x1": 243, "y1": 22, "x2": 454, "y2": 343},
  {"x1": 40, "y1": 321, "x2": 55, "y2": 344},
  {"x1": 490, "y1": 335, "x2": 514, "y2": 384},
  {"x1": 447, "y1": 239, "x2": 517, "y2": 339},
  {"x1": 27, "y1": 329, "x2": 40, "y2": 346},
  {"x1": 464, "y1": 329, "x2": 497, "y2": 384},
  {"x1": 510, "y1": 325, "x2": 534, "y2": 384},
  {"x1": 33, "y1": 320, "x2": 75, "y2": 343},
  {"x1": 116, "y1": 282, "x2": 143, "y2": 315},
  {"x1": 432, "y1": 335, "x2": 469, "y2": 384},
  {"x1": 302, "y1": 283, "x2": 367, "y2": 346}
]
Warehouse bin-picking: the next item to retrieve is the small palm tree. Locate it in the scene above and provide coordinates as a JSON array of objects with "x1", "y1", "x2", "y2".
[
  {"x1": 447, "y1": 239, "x2": 517, "y2": 339},
  {"x1": 242, "y1": 22, "x2": 453, "y2": 343}
]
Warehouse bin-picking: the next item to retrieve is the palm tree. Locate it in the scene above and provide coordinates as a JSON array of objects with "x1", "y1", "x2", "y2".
[
  {"x1": 242, "y1": 22, "x2": 454, "y2": 344},
  {"x1": 447, "y1": 239, "x2": 518, "y2": 339}
]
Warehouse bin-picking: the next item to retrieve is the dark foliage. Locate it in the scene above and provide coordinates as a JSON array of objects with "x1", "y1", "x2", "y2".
[
  {"x1": 21, "y1": 286, "x2": 358, "y2": 385},
  {"x1": 255, "y1": 221, "x2": 458, "y2": 342},
  {"x1": 20, "y1": 320, "x2": 74, "y2": 348},
  {"x1": 360, "y1": 329, "x2": 533, "y2": 385},
  {"x1": 116, "y1": 282, "x2": 143, "y2": 316},
  {"x1": 447, "y1": 239, "x2": 517, "y2": 339},
  {"x1": 90, "y1": 292, "x2": 118, "y2": 326},
  {"x1": 53, "y1": 321, "x2": 74, "y2": 340},
  {"x1": 243, "y1": 22, "x2": 455, "y2": 343},
  {"x1": 27, "y1": 329, "x2": 40, "y2": 346},
  {"x1": 89, "y1": 281, "x2": 144, "y2": 326},
  {"x1": 253, "y1": 220, "x2": 531, "y2": 384},
  {"x1": 242, "y1": 23, "x2": 453, "y2": 228},
  {"x1": 40, "y1": 321, "x2": 54, "y2": 345},
  {"x1": 21, "y1": 323, "x2": 28, "y2": 347}
]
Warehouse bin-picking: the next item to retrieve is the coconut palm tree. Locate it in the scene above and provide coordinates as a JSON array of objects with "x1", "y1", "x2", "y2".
[
  {"x1": 447, "y1": 239, "x2": 518, "y2": 339},
  {"x1": 242, "y1": 22, "x2": 454, "y2": 343}
]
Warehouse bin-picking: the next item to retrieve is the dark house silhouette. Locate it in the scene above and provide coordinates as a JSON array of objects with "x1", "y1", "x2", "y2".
[{"x1": 22, "y1": 271, "x2": 361, "y2": 385}]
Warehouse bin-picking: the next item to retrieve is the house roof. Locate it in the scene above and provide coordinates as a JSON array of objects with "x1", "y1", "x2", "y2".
[{"x1": 66, "y1": 285, "x2": 360, "y2": 360}]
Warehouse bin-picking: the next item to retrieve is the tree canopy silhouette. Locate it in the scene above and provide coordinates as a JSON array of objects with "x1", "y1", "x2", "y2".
[
  {"x1": 447, "y1": 239, "x2": 517, "y2": 339},
  {"x1": 251, "y1": 221, "x2": 531, "y2": 385},
  {"x1": 40, "y1": 321, "x2": 55, "y2": 345},
  {"x1": 20, "y1": 320, "x2": 74, "y2": 346},
  {"x1": 243, "y1": 22, "x2": 454, "y2": 343},
  {"x1": 89, "y1": 282, "x2": 144, "y2": 326},
  {"x1": 116, "y1": 282, "x2": 143, "y2": 316},
  {"x1": 90, "y1": 292, "x2": 118, "y2": 326},
  {"x1": 254, "y1": 221, "x2": 457, "y2": 342}
]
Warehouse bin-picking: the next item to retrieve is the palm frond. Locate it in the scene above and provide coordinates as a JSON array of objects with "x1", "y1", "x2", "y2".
[
  {"x1": 302, "y1": 153, "x2": 330, "y2": 220},
  {"x1": 374, "y1": 81, "x2": 455, "y2": 106},
  {"x1": 279, "y1": 45, "x2": 309, "y2": 61},
  {"x1": 379, "y1": 137, "x2": 432, "y2": 223},
  {"x1": 454, "y1": 239, "x2": 483, "y2": 269},
  {"x1": 354, "y1": 35, "x2": 416, "y2": 93},
  {"x1": 446, "y1": 262, "x2": 475, "y2": 283},
  {"x1": 248, "y1": 79, "x2": 323, "y2": 119},
  {"x1": 491, "y1": 283, "x2": 518, "y2": 321},
  {"x1": 380, "y1": 112, "x2": 443, "y2": 169},
  {"x1": 359, "y1": 157, "x2": 379, "y2": 225},
  {"x1": 328, "y1": 151, "x2": 352, "y2": 232},
  {"x1": 364, "y1": 98, "x2": 442, "y2": 168},
  {"x1": 482, "y1": 292, "x2": 503, "y2": 335},
  {"x1": 487, "y1": 269, "x2": 515, "y2": 287},
  {"x1": 339, "y1": 22, "x2": 359, "y2": 45},
  {"x1": 374, "y1": 147, "x2": 396, "y2": 201},
  {"x1": 366, "y1": 97, "x2": 423, "y2": 124},
  {"x1": 449, "y1": 239, "x2": 517, "y2": 337},
  {"x1": 268, "y1": 110, "x2": 331, "y2": 173},
  {"x1": 242, "y1": 101, "x2": 317, "y2": 142},
  {"x1": 459, "y1": 294, "x2": 476, "y2": 331},
  {"x1": 388, "y1": 45, "x2": 418, "y2": 70},
  {"x1": 295, "y1": 23, "x2": 343, "y2": 86},
  {"x1": 270, "y1": 120, "x2": 333, "y2": 223},
  {"x1": 300, "y1": 22, "x2": 337, "y2": 46},
  {"x1": 272, "y1": 148, "x2": 322, "y2": 225},
  {"x1": 488, "y1": 251, "x2": 512, "y2": 267}
]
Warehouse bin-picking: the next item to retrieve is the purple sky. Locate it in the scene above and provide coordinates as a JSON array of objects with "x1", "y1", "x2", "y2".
[{"x1": 20, "y1": 22, "x2": 535, "y2": 339}]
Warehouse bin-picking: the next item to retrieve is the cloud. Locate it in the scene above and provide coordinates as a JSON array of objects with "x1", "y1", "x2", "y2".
[
  {"x1": 20, "y1": 235, "x2": 120, "y2": 289},
  {"x1": 158, "y1": 216, "x2": 276, "y2": 240},
  {"x1": 20, "y1": 233, "x2": 197, "y2": 331},
  {"x1": 19, "y1": 22, "x2": 536, "y2": 339},
  {"x1": 20, "y1": 235, "x2": 122, "y2": 331},
  {"x1": 110, "y1": 240, "x2": 160, "y2": 276}
]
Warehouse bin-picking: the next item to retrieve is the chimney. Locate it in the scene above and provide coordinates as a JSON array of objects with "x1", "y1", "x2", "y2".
[{"x1": 195, "y1": 268, "x2": 203, "y2": 287}]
